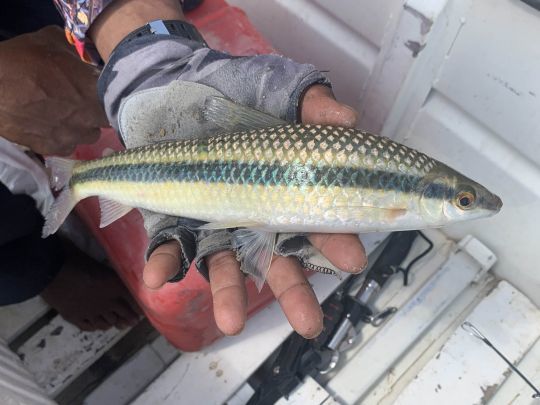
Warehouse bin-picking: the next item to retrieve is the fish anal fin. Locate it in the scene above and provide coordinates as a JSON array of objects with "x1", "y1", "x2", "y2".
[
  {"x1": 98, "y1": 197, "x2": 133, "y2": 228},
  {"x1": 232, "y1": 229, "x2": 276, "y2": 291},
  {"x1": 198, "y1": 220, "x2": 262, "y2": 230}
]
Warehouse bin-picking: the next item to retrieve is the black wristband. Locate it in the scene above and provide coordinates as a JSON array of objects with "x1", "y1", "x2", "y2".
[{"x1": 117, "y1": 19, "x2": 208, "y2": 50}]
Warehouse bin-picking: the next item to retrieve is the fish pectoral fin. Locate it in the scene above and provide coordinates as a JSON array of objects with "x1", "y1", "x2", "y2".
[
  {"x1": 98, "y1": 197, "x2": 133, "y2": 228},
  {"x1": 232, "y1": 229, "x2": 276, "y2": 291},
  {"x1": 198, "y1": 220, "x2": 263, "y2": 230},
  {"x1": 203, "y1": 96, "x2": 287, "y2": 131}
]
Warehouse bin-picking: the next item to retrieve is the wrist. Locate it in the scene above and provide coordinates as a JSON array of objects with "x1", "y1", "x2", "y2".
[{"x1": 88, "y1": 0, "x2": 185, "y2": 62}]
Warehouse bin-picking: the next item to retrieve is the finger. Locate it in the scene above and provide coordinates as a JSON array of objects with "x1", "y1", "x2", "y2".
[
  {"x1": 308, "y1": 233, "x2": 367, "y2": 273},
  {"x1": 112, "y1": 300, "x2": 140, "y2": 326},
  {"x1": 65, "y1": 316, "x2": 95, "y2": 332},
  {"x1": 43, "y1": 126, "x2": 82, "y2": 156},
  {"x1": 55, "y1": 124, "x2": 101, "y2": 151},
  {"x1": 91, "y1": 316, "x2": 112, "y2": 331},
  {"x1": 76, "y1": 319, "x2": 96, "y2": 332},
  {"x1": 79, "y1": 127, "x2": 103, "y2": 145},
  {"x1": 266, "y1": 256, "x2": 323, "y2": 338},
  {"x1": 88, "y1": 106, "x2": 110, "y2": 128},
  {"x1": 143, "y1": 241, "x2": 182, "y2": 289},
  {"x1": 102, "y1": 311, "x2": 119, "y2": 327},
  {"x1": 300, "y1": 84, "x2": 358, "y2": 127},
  {"x1": 80, "y1": 101, "x2": 110, "y2": 129},
  {"x1": 207, "y1": 250, "x2": 247, "y2": 336}
]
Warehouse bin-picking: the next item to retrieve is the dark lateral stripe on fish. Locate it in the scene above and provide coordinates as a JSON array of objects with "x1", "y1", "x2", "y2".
[{"x1": 71, "y1": 162, "x2": 450, "y2": 197}]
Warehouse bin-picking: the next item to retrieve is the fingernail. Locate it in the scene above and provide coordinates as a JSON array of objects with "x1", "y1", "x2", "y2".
[{"x1": 349, "y1": 258, "x2": 368, "y2": 273}]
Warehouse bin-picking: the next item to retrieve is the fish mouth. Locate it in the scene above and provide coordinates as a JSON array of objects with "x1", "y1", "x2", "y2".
[{"x1": 484, "y1": 194, "x2": 503, "y2": 212}]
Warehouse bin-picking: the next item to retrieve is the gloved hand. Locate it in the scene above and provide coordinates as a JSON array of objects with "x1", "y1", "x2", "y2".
[{"x1": 98, "y1": 31, "x2": 366, "y2": 338}]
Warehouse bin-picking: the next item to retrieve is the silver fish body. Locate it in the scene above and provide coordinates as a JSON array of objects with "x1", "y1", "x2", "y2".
[
  {"x1": 43, "y1": 124, "x2": 502, "y2": 237},
  {"x1": 42, "y1": 119, "x2": 502, "y2": 289}
]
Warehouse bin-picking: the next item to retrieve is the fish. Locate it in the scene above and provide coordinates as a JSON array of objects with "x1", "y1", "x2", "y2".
[{"x1": 42, "y1": 97, "x2": 502, "y2": 289}]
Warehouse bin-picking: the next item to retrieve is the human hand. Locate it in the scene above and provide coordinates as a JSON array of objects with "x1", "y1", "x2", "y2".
[
  {"x1": 143, "y1": 85, "x2": 366, "y2": 338},
  {"x1": 0, "y1": 26, "x2": 108, "y2": 156},
  {"x1": 95, "y1": 15, "x2": 366, "y2": 338}
]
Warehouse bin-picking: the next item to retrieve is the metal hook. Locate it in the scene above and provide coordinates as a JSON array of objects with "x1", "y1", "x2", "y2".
[
  {"x1": 461, "y1": 321, "x2": 540, "y2": 399},
  {"x1": 461, "y1": 321, "x2": 487, "y2": 341},
  {"x1": 318, "y1": 350, "x2": 340, "y2": 375},
  {"x1": 370, "y1": 307, "x2": 398, "y2": 327}
]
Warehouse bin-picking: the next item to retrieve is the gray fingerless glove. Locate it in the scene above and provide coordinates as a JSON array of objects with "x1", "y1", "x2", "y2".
[{"x1": 97, "y1": 34, "x2": 330, "y2": 281}]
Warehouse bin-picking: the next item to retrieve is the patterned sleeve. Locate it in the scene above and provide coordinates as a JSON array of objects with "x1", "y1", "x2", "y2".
[
  {"x1": 52, "y1": 0, "x2": 188, "y2": 65},
  {"x1": 52, "y1": 0, "x2": 112, "y2": 64}
]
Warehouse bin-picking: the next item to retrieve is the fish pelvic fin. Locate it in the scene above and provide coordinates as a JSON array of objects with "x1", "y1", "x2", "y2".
[
  {"x1": 98, "y1": 197, "x2": 133, "y2": 228},
  {"x1": 45, "y1": 157, "x2": 76, "y2": 191},
  {"x1": 42, "y1": 187, "x2": 77, "y2": 238},
  {"x1": 233, "y1": 229, "x2": 276, "y2": 292}
]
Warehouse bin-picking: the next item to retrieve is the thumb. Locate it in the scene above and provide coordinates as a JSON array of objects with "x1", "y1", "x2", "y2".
[{"x1": 300, "y1": 84, "x2": 358, "y2": 127}]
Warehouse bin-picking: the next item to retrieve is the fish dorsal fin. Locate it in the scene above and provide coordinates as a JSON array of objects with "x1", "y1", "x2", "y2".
[
  {"x1": 204, "y1": 96, "x2": 287, "y2": 131},
  {"x1": 232, "y1": 229, "x2": 276, "y2": 291},
  {"x1": 198, "y1": 220, "x2": 263, "y2": 230},
  {"x1": 98, "y1": 197, "x2": 133, "y2": 228}
]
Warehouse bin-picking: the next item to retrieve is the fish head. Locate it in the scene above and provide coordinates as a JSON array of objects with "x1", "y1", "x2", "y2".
[{"x1": 418, "y1": 166, "x2": 502, "y2": 225}]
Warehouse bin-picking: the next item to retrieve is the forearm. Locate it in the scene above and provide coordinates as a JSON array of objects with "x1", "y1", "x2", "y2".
[{"x1": 88, "y1": 0, "x2": 185, "y2": 62}]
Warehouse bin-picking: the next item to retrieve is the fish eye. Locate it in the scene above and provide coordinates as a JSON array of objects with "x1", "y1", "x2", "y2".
[{"x1": 455, "y1": 190, "x2": 476, "y2": 210}]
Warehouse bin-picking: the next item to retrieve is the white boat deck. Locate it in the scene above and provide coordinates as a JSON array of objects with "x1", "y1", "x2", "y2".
[{"x1": 1, "y1": 230, "x2": 539, "y2": 404}]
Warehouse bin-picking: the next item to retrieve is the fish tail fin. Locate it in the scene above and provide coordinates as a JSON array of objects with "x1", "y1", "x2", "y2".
[
  {"x1": 42, "y1": 187, "x2": 77, "y2": 238},
  {"x1": 45, "y1": 157, "x2": 76, "y2": 190}
]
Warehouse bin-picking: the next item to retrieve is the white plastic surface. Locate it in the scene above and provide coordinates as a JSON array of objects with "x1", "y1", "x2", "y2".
[
  {"x1": 0, "y1": 297, "x2": 49, "y2": 343},
  {"x1": 327, "y1": 235, "x2": 495, "y2": 403},
  {"x1": 489, "y1": 336, "x2": 540, "y2": 405},
  {"x1": 276, "y1": 376, "x2": 333, "y2": 405},
  {"x1": 395, "y1": 281, "x2": 540, "y2": 404},
  {"x1": 0, "y1": 339, "x2": 54, "y2": 405},
  {"x1": 17, "y1": 315, "x2": 127, "y2": 396},
  {"x1": 83, "y1": 345, "x2": 167, "y2": 405},
  {"x1": 383, "y1": 0, "x2": 540, "y2": 306}
]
